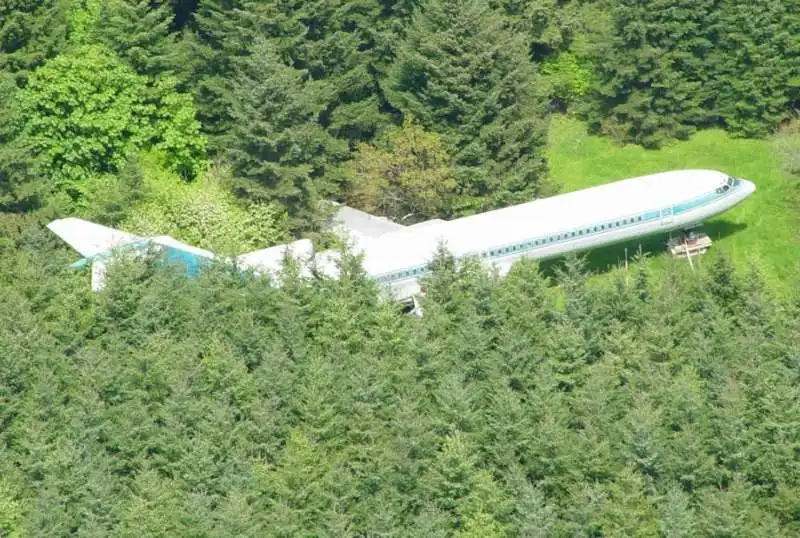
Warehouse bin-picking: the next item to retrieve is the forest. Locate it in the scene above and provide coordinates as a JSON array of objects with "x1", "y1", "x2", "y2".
[{"x1": 1, "y1": 0, "x2": 800, "y2": 536}]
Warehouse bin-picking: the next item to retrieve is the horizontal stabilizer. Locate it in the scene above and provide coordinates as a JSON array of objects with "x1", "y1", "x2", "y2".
[{"x1": 47, "y1": 218, "x2": 140, "y2": 258}]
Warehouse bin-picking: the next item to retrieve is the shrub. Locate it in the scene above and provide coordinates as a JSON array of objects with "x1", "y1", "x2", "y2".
[{"x1": 124, "y1": 154, "x2": 290, "y2": 254}]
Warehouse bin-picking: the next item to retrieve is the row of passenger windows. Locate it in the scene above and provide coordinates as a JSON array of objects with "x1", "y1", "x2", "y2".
[
  {"x1": 483, "y1": 215, "x2": 645, "y2": 258},
  {"x1": 382, "y1": 185, "x2": 738, "y2": 283},
  {"x1": 381, "y1": 214, "x2": 650, "y2": 283}
]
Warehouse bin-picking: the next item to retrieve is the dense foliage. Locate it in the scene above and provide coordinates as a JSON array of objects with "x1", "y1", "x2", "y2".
[
  {"x1": 346, "y1": 118, "x2": 456, "y2": 222},
  {"x1": 2, "y1": 229, "x2": 800, "y2": 536},
  {"x1": 384, "y1": 0, "x2": 550, "y2": 212},
  {"x1": 1, "y1": 0, "x2": 798, "y2": 220},
  {"x1": 1, "y1": 2, "x2": 799, "y2": 536},
  {"x1": 586, "y1": 0, "x2": 800, "y2": 147},
  {"x1": 11, "y1": 44, "x2": 205, "y2": 200}
]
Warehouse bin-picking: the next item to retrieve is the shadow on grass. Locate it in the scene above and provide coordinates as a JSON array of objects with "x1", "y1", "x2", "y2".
[{"x1": 538, "y1": 219, "x2": 748, "y2": 279}]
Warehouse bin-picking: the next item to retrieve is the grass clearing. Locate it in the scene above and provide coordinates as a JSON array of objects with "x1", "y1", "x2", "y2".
[{"x1": 545, "y1": 115, "x2": 799, "y2": 291}]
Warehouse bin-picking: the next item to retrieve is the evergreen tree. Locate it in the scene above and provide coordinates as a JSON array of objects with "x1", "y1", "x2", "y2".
[
  {"x1": 385, "y1": 0, "x2": 551, "y2": 213},
  {"x1": 0, "y1": 0, "x2": 68, "y2": 82},
  {"x1": 278, "y1": 0, "x2": 394, "y2": 143},
  {"x1": 94, "y1": 0, "x2": 178, "y2": 77},
  {"x1": 227, "y1": 37, "x2": 348, "y2": 232},
  {"x1": 710, "y1": 0, "x2": 800, "y2": 137},
  {"x1": 183, "y1": 0, "x2": 252, "y2": 150},
  {"x1": 586, "y1": 0, "x2": 717, "y2": 147},
  {"x1": 186, "y1": 0, "x2": 410, "y2": 153}
]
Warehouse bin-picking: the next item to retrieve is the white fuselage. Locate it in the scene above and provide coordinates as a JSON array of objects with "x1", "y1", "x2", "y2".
[{"x1": 348, "y1": 170, "x2": 755, "y2": 302}]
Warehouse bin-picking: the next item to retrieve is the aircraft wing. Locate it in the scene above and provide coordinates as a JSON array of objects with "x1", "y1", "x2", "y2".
[{"x1": 47, "y1": 217, "x2": 141, "y2": 258}]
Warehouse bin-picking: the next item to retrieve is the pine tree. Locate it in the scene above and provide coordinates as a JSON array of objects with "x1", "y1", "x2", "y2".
[
  {"x1": 710, "y1": 0, "x2": 800, "y2": 137},
  {"x1": 94, "y1": 0, "x2": 178, "y2": 77},
  {"x1": 0, "y1": 0, "x2": 69, "y2": 83},
  {"x1": 227, "y1": 37, "x2": 348, "y2": 232},
  {"x1": 385, "y1": 0, "x2": 550, "y2": 214},
  {"x1": 586, "y1": 0, "x2": 717, "y2": 147},
  {"x1": 280, "y1": 0, "x2": 394, "y2": 143},
  {"x1": 183, "y1": 0, "x2": 253, "y2": 151},
  {"x1": 186, "y1": 0, "x2": 409, "y2": 153}
]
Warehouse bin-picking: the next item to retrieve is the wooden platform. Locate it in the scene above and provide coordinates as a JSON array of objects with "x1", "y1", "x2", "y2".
[{"x1": 667, "y1": 231, "x2": 712, "y2": 258}]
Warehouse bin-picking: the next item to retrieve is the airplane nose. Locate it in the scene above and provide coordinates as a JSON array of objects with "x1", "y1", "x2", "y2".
[{"x1": 745, "y1": 180, "x2": 756, "y2": 195}]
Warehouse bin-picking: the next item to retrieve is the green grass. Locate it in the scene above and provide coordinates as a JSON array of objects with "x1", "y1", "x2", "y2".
[{"x1": 544, "y1": 115, "x2": 799, "y2": 290}]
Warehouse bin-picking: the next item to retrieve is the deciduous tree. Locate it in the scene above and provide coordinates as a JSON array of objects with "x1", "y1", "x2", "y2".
[{"x1": 347, "y1": 117, "x2": 456, "y2": 222}]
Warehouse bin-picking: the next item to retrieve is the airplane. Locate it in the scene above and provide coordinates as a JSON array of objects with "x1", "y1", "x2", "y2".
[{"x1": 48, "y1": 169, "x2": 756, "y2": 309}]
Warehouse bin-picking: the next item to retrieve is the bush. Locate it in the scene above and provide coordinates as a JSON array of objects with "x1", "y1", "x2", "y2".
[
  {"x1": 123, "y1": 154, "x2": 290, "y2": 254},
  {"x1": 539, "y1": 52, "x2": 592, "y2": 109}
]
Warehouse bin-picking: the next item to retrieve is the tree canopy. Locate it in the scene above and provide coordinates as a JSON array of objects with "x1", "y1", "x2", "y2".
[
  {"x1": 0, "y1": 1, "x2": 798, "y2": 535},
  {"x1": 2, "y1": 228, "x2": 800, "y2": 535}
]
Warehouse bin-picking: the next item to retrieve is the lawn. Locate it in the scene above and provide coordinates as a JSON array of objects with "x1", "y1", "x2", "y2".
[{"x1": 545, "y1": 115, "x2": 799, "y2": 291}]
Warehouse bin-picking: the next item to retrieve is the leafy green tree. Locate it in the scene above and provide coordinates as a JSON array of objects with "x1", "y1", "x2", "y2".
[
  {"x1": 385, "y1": 0, "x2": 551, "y2": 213},
  {"x1": 539, "y1": 52, "x2": 592, "y2": 109},
  {"x1": 227, "y1": 37, "x2": 347, "y2": 231},
  {"x1": 0, "y1": 480, "x2": 27, "y2": 538},
  {"x1": 10, "y1": 44, "x2": 205, "y2": 204},
  {"x1": 346, "y1": 117, "x2": 456, "y2": 222},
  {"x1": 65, "y1": 0, "x2": 103, "y2": 45}
]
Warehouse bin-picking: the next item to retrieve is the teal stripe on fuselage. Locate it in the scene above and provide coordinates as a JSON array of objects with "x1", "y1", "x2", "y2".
[
  {"x1": 71, "y1": 242, "x2": 212, "y2": 277},
  {"x1": 375, "y1": 179, "x2": 743, "y2": 284}
]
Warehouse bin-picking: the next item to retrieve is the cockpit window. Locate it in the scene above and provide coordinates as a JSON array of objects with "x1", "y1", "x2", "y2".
[{"x1": 717, "y1": 176, "x2": 736, "y2": 193}]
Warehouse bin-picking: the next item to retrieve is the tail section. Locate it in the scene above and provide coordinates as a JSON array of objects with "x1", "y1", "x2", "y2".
[{"x1": 47, "y1": 218, "x2": 140, "y2": 258}]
